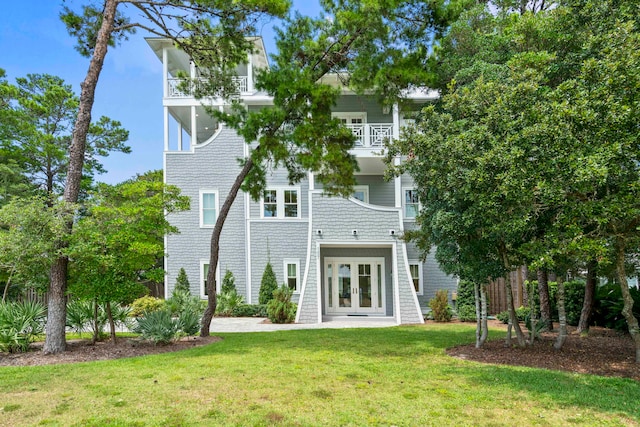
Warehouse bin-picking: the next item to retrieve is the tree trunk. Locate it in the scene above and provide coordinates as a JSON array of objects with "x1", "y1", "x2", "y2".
[
  {"x1": 521, "y1": 265, "x2": 529, "y2": 307},
  {"x1": 537, "y1": 269, "x2": 552, "y2": 331},
  {"x1": 92, "y1": 299, "x2": 99, "y2": 344},
  {"x1": 43, "y1": 256, "x2": 68, "y2": 354},
  {"x1": 475, "y1": 282, "x2": 481, "y2": 348},
  {"x1": 614, "y1": 238, "x2": 640, "y2": 363},
  {"x1": 528, "y1": 279, "x2": 537, "y2": 345},
  {"x1": 576, "y1": 260, "x2": 597, "y2": 335},
  {"x1": 475, "y1": 283, "x2": 488, "y2": 348},
  {"x1": 505, "y1": 272, "x2": 526, "y2": 347},
  {"x1": 200, "y1": 157, "x2": 255, "y2": 336},
  {"x1": 554, "y1": 277, "x2": 567, "y2": 350},
  {"x1": 106, "y1": 301, "x2": 117, "y2": 344},
  {"x1": 43, "y1": 0, "x2": 118, "y2": 354}
]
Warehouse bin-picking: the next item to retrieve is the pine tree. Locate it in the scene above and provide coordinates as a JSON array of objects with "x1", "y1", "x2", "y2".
[
  {"x1": 221, "y1": 269, "x2": 236, "y2": 294},
  {"x1": 174, "y1": 268, "x2": 190, "y2": 294},
  {"x1": 259, "y1": 262, "x2": 278, "y2": 305}
]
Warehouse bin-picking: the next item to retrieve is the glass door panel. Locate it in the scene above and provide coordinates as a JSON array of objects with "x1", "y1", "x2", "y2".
[
  {"x1": 338, "y1": 264, "x2": 352, "y2": 308},
  {"x1": 358, "y1": 264, "x2": 372, "y2": 308}
]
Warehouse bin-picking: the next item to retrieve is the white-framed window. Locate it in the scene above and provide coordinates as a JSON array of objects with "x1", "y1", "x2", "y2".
[
  {"x1": 260, "y1": 187, "x2": 301, "y2": 219},
  {"x1": 200, "y1": 260, "x2": 221, "y2": 298},
  {"x1": 200, "y1": 189, "x2": 219, "y2": 227},
  {"x1": 403, "y1": 188, "x2": 419, "y2": 219},
  {"x1": 283, "y1": 258, "x2": 300, "y2": 293},
  {"x1": 332, "y1": 112, "x2": 367, "y2": 125},
  {"x1": 352, "y1": 185, "x2": 369, "y2": 203},
  {"x1": 409, "y1": 261, "x2": 423, "y2": 295}
]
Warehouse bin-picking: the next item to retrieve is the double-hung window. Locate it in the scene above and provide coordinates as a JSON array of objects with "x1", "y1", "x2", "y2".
[
  {"x1": 200, "y1": 260, "x2": 221, "y2": 298},
  {"x1": 352, "y1": 185, "x2": 369, "y2": 203},
  {"x1": 200, "y1": 190, "x2": 219, "y2": 227},
  {"x1": 283, "y1": 259, "x2": 300, "y2": 293},
  {"x1": 261, "y1": 187, "x2": 301, "y2": 219},
  {"x1": 408, "y1": 261, "x2": 423, "y2": 295},
  {"x1": 403, "y1": 188, "x2": 419, "y2": 219}
]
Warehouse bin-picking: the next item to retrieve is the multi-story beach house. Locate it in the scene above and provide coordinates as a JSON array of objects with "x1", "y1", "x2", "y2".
[{"x1": 147, "y1": 37, "x2": 458, "y2": 324}]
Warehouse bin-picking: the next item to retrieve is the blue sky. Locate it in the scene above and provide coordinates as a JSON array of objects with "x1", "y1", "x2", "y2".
[{"x1": 0, "y1": 1, "x2": 321, "y2": 184}]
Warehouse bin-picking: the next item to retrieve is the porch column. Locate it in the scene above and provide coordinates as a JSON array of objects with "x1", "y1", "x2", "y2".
[
  {"x1": 393, "y1": 103, "x2": 402, "y2": 208},
  {"x1": 163, "y1": 106, "x2": 169, "y2": 151},
  {"x1": 191, "y1": 106, "x2": 197, "y2": 147},
  {"x1": 177, "y1": 121, "x2": 183, "y2": 151},
  {"x1": 247, "y1": 52, "x2": 253, "y2": 93},
  {"x1": 162, "y1": 47, "x2": 168, "y2": 98}
]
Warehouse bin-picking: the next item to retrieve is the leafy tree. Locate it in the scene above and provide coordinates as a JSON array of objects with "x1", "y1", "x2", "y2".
[
  {"x1": 45, "y1": 0, "x2": 288, "y2": 353},
  {"x1": 67, "y1": 171, "x2": 189, "y2": 343},
  {"x1": 259, "y1": 262, "x2": 278, "y2": 305},
  {"x1": 221, "y1": 270, "x2": 236, "y2": 295}
]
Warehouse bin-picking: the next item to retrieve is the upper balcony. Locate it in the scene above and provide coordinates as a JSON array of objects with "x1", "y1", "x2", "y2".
[
  {"x1": 345, "y1": 123, "x2": 394, "y2": 148},
  {"x1": 167, "y1": 76, "x2": 250, "y2": 98}
]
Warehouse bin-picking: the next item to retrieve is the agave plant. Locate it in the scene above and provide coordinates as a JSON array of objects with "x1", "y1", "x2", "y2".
[{"x1": 0, "y1": 300, "x2": 46, "y2": 353}]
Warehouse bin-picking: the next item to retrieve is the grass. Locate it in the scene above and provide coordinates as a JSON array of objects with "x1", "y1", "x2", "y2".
[{"x1": 1, "y1": 323, "x2": 639, "y2": 426}]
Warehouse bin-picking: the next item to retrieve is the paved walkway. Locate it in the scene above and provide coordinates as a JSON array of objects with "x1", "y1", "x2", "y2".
[{"x1": 209, "y1": 316, "x2": 399, "y2": 333}]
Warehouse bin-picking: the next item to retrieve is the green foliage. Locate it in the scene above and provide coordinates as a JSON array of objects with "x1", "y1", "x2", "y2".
[
  {"x1": 428, "y1": 290, "x2": 453, "y2": 322},
  {"x1": 497, "y1": 306, "x2": 530, "y2": 324},
  {"x1": 496, "y1": 311, "x2": 510, "y2": 324},
  {"x1": 129, "y1": 296, "x2": 165, "y2": 317},
  {"x1": 174, "y1": 268, "x2": 190, "y2": 294},
  {"x1": 266, "y1": 285, "x2": 297, "y2": 324},
  {"x1": 133, "y1": 310, "x2": 180, "y2": 345},
  {"x1": 563, "y1": 280, "x2": 586, "y2": 326},
  {"x1": 216, "y1": 289, "x2": 244, "y2": 317},
  {"x1": 0, "y1": 300, "x2": 46, "y2": 353},
  {"x1": 456, "y1": 280, "x2": 476, "y2": 309},
  {"x1": 593, "y1": 284, "x2": 640, "y2": 331},
  {"x1": 165, "y1": 288, "x2": 204, "y2": 318},
  {"x1": 456, "y1": 305, "x2": 476, "y2": 322},
  {"x1": 259, "y1": 262, "x2": 278, "y2": 305},
  {"x1": 221, "y1": 270, "x2": 236, "y2": 294},
  {"x1": 65, "y1": 299, "x2": 132, "y2": 340},
  {"x1": 232, "y1": 304, "x2": 268, "y2": 318}
]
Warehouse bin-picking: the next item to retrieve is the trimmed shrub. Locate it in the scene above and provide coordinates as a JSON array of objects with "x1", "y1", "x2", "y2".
[
  {"x1": 456, "y1": 280, "x2": 476, "y2": 309},
  {"x1": 130, "y1": 296, "x2": 165, "y2": 317},
  {"x1": 0, "y1": 300, "x2": 46, "y2": 353},
  {"x1": 267, "y1": 285, "x2": 297, "y2": 324},
  {"x1": 428, "y1": 290, "x2": 453, "y2": 322},
  {"x1": 593, "y1": 284, "x2": 640, "y2": 331},
  {"x1": 232, "y1": 304, "x2": 268, "y2": 317},
  {"x1": 497, "y1": 306, "x2": 529, "y2": 324},
  {"x1": 174, "y1": 268, "x2": 191, "y2": 294},
  {"x1": 259, "y1": 262, "x2": 278, "y2": 305},
  {"x1": 564, "y1": 280, "x2": 586, "y2": 326},
  {"x1": 457, "y1": 305, "x2": 477, "y2": 322},
  {"x1": 221, "y1": 270, "x2": 236, "y2": 294}
]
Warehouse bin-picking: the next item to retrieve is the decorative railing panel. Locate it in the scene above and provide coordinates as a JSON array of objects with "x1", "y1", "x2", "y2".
[
  {"x1": 345, "y1": 123, "x2": 393, "y2": 148},
  {"x1": 167, "y1": 76, "x2": 249, "y2": 98}
]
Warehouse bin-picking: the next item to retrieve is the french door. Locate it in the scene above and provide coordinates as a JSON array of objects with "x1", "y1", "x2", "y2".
[{"x1": 324, "y1": 257, "x2": 385, "y2": 314}]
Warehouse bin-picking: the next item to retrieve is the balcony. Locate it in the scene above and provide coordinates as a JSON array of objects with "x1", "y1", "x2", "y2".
[
  {"x1": 167, "y1": 76, "x2": 249, "y2": 98},
  {"x1": 346, "y1": 124, "x2": 394, "y2": 148}
]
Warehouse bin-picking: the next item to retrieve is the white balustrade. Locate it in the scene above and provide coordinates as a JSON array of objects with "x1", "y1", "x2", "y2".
[{"x1": 345, "y1": 124, "x2": 393, "y2": 147}]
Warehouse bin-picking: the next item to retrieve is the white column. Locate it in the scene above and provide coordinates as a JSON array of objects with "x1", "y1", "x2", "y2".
[
  {"x1": 190, "y1": 106, "x2": 197, "y2": 147},
  {"x1": 308, "y1": 171, "x2": 315, "y2": 191},
  {"x1": 393, "y1": 103, "x2": 402, "y2": 208},
  {"x1": 247, "y1": 52, "x2": 253, "y2": 93},
  {"x1": 163, "y1": 106, "x2": 169, "y2": 151},
  {"x1": 177, "y1": 121, "x2": 183, "y2": 151},
  {"x1": 162, "y1": 47, "x2": 168, "y2": 98}
]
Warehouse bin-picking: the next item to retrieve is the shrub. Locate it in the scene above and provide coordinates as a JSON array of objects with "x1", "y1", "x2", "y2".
[
  {"x1": 232, "y1": 304, "x2": 268, "y2": 317},
  {"x1": 165, "y1": 288, "x2": 204, "y2": 317},
  {"x1": 0, "y1": 300, "x2": 46, "y2": 353},
  {"x1": 259, "y1": 262, "x2": 278, "y2": 305},
  {"x1": 563, "y1": 280, "x2": 586, "y2": 326},
  {"x1": 66, "y1": 300, "x2": 133, "y2": 340},
  {"x1": 496, "y1": 310, "x2": 510, "y2": 324},
  {"x1": 593, "y1": 283, "x2": 640, "y2": 331},
  {"x1": 130, "y1": 296, "x2": 165, "y2": 317},
  {"x1": 66, "y1": 299, "x2": 94, "y2": 336},
  {"x1": 457, "y1": 305, "x2": 477, "y2": 322},
  {"x1": 496, "y1": 306, "x2": 529, "y2": 324},
  {"x1": 176, "y1": 306, "x2": 201, "y2": 336},
  {"x1": 221, "y1": 270, "x2": 236, "y2": 294},
  {"x1": 428, "y1": 290, "x2": 453, "y2": 322},
  {"x1": 133, "y1": 310, "x2": 179, "y2": 345},
  {"x1": 216, "y1": 289, "x2": 244, "y2": 316},
  {"x1": 174, "y1": 268, "x2": 191, "y2": 294},
  {"x1": 456, "y1": 280, "x2": 476, "y2": 309},
  {"x1": 267, "y1": 285, "x2": 297, "y2": 324}
]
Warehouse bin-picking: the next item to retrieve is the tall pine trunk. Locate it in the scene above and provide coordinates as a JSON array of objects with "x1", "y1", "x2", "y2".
[
  {"x1": 43, "y1": 0, "x2": 118, "y2": 354},
  {"x1": 554, "y1": 277, "x2": 567, "y2": 350},
  {"x1": 537, "y1": 269, "x2": 553, "y2": 331},
  {"x1": 614, "y1": 237, "x2": 640, "y2": 363},
  {"x1": 576, "y1": 260, "x2": 597, "y2": 335},
  {"x1": 200, "y1": 158, "x2": 254, "y2": 336}
]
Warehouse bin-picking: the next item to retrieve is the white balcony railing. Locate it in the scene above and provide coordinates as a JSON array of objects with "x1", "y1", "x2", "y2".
[
  {"x1": 346, "y1": 124, "x2": 394, "y2": 148},
  {"x1": 167, "y1": 76, "x2": 249, "y2": 98}
]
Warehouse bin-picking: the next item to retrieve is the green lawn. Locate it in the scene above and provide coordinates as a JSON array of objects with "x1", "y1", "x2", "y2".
[{"x1": 1, "y1": 324, "x2": 639, "y2": 426}]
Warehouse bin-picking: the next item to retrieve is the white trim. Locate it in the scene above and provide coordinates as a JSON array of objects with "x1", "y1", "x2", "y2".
[
  {"x1": 199, "y1": 189, "x2": 219, "y2": 228},
  {"x1": 332, "y1": 112, "x2": 367, "y2": 123},
  {"x1": 352, "y1": 185, "x2": 369, "y2": 203},
  {"x1": 392, "y1": 241, "x2": 401, "y2": 324},
  {"x1": 283, "y1": 258, "x2": 301, "y2": 293},
  {"x1": 260, "y1": 186, "x2": 301, "y2": 219},
  {"x1": 200, "y1": 259, "x2": 221, "y2": 298},
  {"x1": 323, "y1": 256, "x2": 386, "y2": 315},
  {"x1": 401, "y1": 243, "x2": 425, "y2": 323},
  {"x1": 295, "y1": 187, "x2": 315, "y2": 323},
  {"x1": 408, "y1": 260, "x2": 424, "y2": 295}
]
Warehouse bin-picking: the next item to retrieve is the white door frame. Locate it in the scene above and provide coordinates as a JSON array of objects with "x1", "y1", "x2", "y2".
[{"x1": 324, "y1": 257, "x2": 386, "y2": 315}]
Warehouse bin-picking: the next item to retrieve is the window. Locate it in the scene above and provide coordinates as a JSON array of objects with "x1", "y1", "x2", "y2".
[
  {"x1": 200, "y1": 190, "x2": 219, "y2": 227},
  {"x1": 283, "y1": 259, "x2": 300, "y2": 292},
  {"x1": 200, "y1": 260, "x2": 221, "y2": 298},
  {"x1": 403, "y1": 188, "x2": 419, "y2": 219},
  {"x1": 352, "y1": 185, "x2": 369, "y2": 203},
  {"x1": 261, "y1": 187, "x2": 301, "y2": 219},
  {"x1": 409, "y1": 261, "x2": 423, "y2": 295}
]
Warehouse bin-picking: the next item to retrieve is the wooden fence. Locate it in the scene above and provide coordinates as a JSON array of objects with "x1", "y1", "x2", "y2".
[{"x1": 486, "y1": 266, "x2": 528, "y2": 315}]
